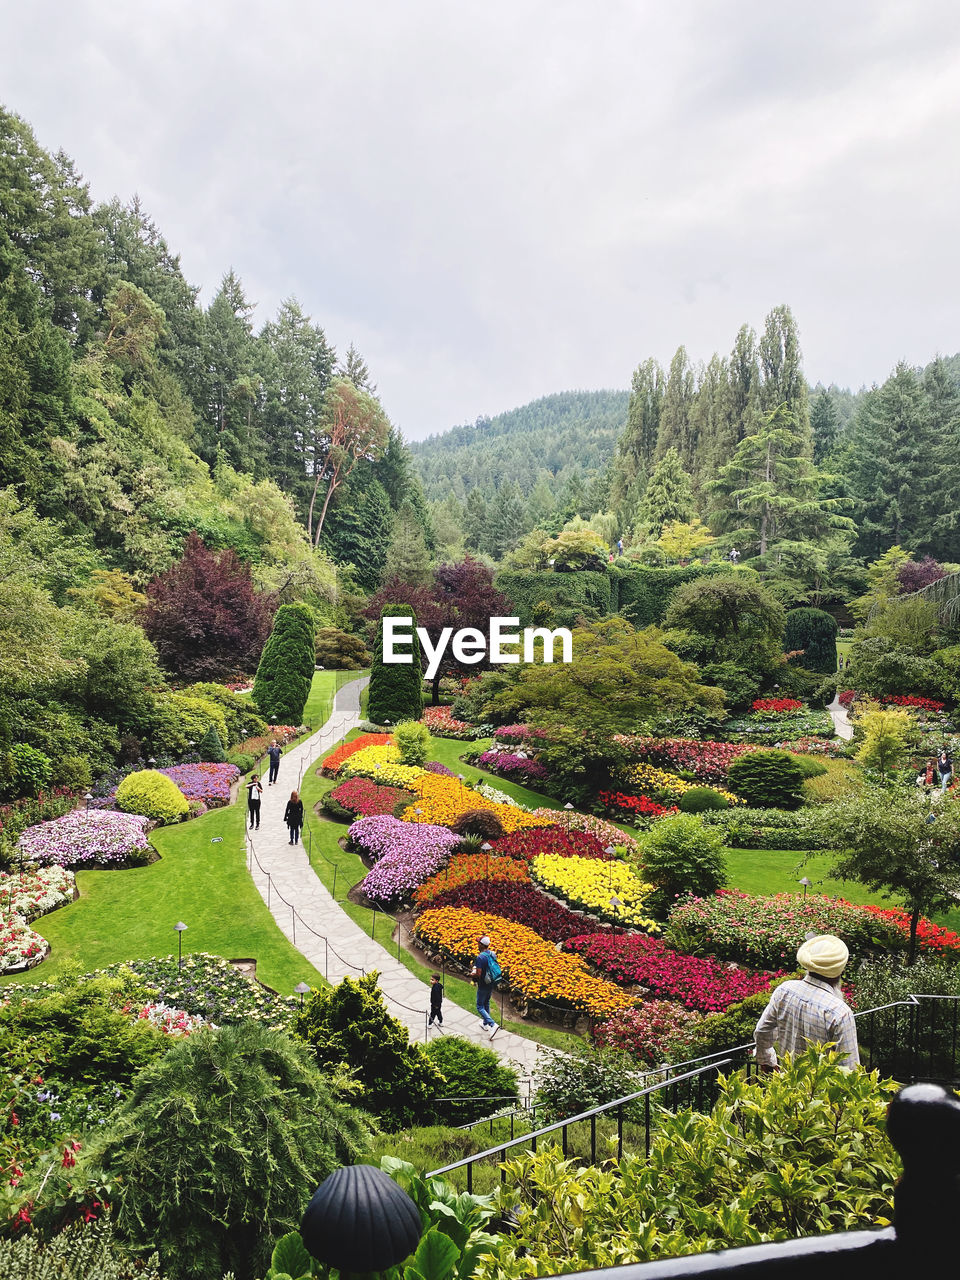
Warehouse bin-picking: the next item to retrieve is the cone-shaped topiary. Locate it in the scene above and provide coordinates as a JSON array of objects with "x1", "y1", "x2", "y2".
[
  {"x1": 367, "y1": 605, "x2": 424, "y2": 726},
  {"x1": 253, "y1": 603, "x2": 316, "y2": 724},
  {"x1": 195, "y1": 724, "x2": 226, "y2": 763}
]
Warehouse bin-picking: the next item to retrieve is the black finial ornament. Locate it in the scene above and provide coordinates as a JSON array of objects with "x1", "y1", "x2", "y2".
[
  {"x1": 300, "y1": 1164, "x2": 423, "y2": 1272},
  {"x1": 887, "y1": 1082, "x2": 960, "y2": 1255}
]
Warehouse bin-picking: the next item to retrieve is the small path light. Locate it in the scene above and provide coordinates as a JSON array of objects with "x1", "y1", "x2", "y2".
[
  {"x1": 798, "y1": 877, "x2": 811, "y2": 899},
  {"x1": 84, "y1": 792, "x2": 93, "y2": 810},
  {"x1": 147, "y1": 757, "x2": 156, "y2": 767},
  {"x1": 295, "y1": 981, "x2": 311, "y2": 1009},
  {"x1": 564, "y1": 802, "x2": 574, "y2": 811},
  {"x1": 174, "y1": 921, "x2": 187, "y2": 968},
  {"x1": 301, "y1": 1163, "x2": 422, "y2": 1273}
]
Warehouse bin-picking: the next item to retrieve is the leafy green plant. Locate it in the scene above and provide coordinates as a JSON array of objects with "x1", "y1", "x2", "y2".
[
  {"x1": 676, "y1": 786, "x2": 729, "y2": 813},
  {"x1": 425, "y1": 1036, "x2": 519, "y2": 1125},
  {"x1": 640, "y1": 813, "x2": 726, "y2": 911},
  {"x1": 533, "y1": 1041, "x2": 648, "y2": 1124},
  {"x1": 393, "y1": 719, "x2": 431, "y2": 766},
  {"x1": 0, "y1": 742, "x2": 53, "y2": 801},
  {"x1": 226, "y1": 751, "x2": 255, "y2": 774},
  {"x1": 0, "y1": 1216, "x2": 167, "y2": 1280},
  {"x1": 784, "y1": 607, "x2": 839, "y2": 673},
  {"x1": 196, "y1": 724, "x2": 226, "y2": 763},
  {"x1": 114, "y1": 769, "x2": 189, "y2": 823},
  {"x1": 726, "y1": 749, "x2": 805, "y2": 809},
  {"x1": 92, "y1": 1022, "x2": 372, "y2": 1280}
]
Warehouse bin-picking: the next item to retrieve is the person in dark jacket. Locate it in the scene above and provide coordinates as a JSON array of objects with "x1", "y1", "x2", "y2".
[
  {"x1": 246, "y1": 774, "x2": 263, "y2": 829},
  {"x1": 429, "y1": 974, "x2": 444, "y2": 1027},
  {"x1": 939, "y1": 748, "x2": 954, "y2": 794},
  {"x1": 267, "y1": 741, "x2": 282, "y2": 785},
  {"x1": 284, "y1": 790, "x2": 304, "y2": 845}
]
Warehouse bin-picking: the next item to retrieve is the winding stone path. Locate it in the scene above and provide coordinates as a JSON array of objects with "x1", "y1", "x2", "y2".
[
  {"x1": 245, "y1": 676, "x2": 546, "y2": 1091},
  {"x1": 827, "y1": 693, "x2": 854, "y2": 741}
]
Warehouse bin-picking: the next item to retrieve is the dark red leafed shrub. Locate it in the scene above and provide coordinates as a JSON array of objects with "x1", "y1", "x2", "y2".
[
  {"x1": 426, "y1": 882, "x2": 612, "y2": 942},
  {"x1": 491, "y1": 827, "x2": 614, "y2": 861}
]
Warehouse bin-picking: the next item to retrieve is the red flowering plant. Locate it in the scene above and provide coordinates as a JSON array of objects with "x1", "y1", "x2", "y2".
[
  {"x1": 598, "y1": 791, "x2": 679, "y2": 819},
  {"x1": 320, "y1": 734, "x2": 392, "y2": 776},
  {"x1": 593, "y1": 1001, "x2": 706, "y2": 1066},
  {"x1": 420, "y1": 706, "x2": 476, "y2": 739},
  {"x1": 838, "y1": 689, "x2": 856, "y2": 709},
  {"x1": 611, "y1": 736, "x2": 756, "y2": 784},
  {"x1": 565, "y1": 931, "x2": 781, "y2": 1013},
  {"x1": 491, "y1": 827, "x2": 617, "y2": 861},
  {"x1": 751, "y1": 698, "x2": 805, "y2": 715},
  {"x1": 424, "y1": 881, "x2": 614, "y2": 943},
  {"x1": 860, "y1": 905, "x2": 960, "y2": 956},
  {"x1": 325, "y1": 777, "x2": 414, "y2": 819},
  {"x1": 881, "y1": 695, "x2": 945, "y2": 712}
]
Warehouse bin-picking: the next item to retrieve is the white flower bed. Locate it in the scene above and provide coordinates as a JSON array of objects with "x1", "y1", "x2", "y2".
[
  {"x1": 0, "y1": 916, "x2": 48, "y2": 972},
  {"x1": 0, "y1": 866, "x2": 76, "y2": 922},
  {"x1": 17, "y1": 808, "x2": 151, "y2": 868}
]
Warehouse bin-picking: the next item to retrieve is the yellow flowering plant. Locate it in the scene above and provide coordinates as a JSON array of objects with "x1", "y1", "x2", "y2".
[
  {"x1": 341, "y1": 744, "x2": 427, "y2": 790},
  {"x1": 531, "y1": 853, "x2": 660, "y2": 931},
  {"x1": 400, "y1": 772, "x2": 552, "y2": 833},
  {"x1": 627, "y1": 763, "x2": 741, "y2": 806}
]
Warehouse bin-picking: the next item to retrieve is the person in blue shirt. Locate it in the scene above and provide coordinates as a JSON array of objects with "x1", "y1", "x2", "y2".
[{"x1": 470, "y1": 935, "x2": 498, "y2": 1037}]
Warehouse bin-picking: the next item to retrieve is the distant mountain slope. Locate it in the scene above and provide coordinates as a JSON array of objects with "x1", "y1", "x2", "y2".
[{"x1": 410, "y1": 389, "x2": 629, "y2": 500}]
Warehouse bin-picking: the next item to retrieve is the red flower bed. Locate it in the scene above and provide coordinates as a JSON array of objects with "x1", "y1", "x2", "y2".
[
  {"x1": 425, "y1": 882, "x2": 612, "y2": 942},
  {"x1": 861, "y1": 905, "x2": 960, "y2": 955},
  {"x1": 491, "y1": 827, "x2": 614, "y2": 861},
  {"x1": 838, "y1": 689, "x2": 856, "y2": 709},
  {"x1": 565, "y1": 932, "x2": 781, "y2": 1013},
  {"x1": 593, "y1": 1001, "x2": 705, "y2": 1065},
  {"x1": 421, "y1": 706, "x2": 475, "y2": 738},
  {"x1": 837, "y1": 690, "x2": 945, "y2": 713},
  {"x1": 611, "y1": 736, "x2": 756, "y2": 783},
  {"x1": 598, "y1": 792, "x2": 678, "y2": 818},
  {"x1": 321, "y1": 734, "x2": 392, "y2": 776},
  {"x1": 327, "y1": 777, "x2": 412, "y2": 818},
  {"x1": 752, "y1": 698, "x2": 804, "y2": 714}
]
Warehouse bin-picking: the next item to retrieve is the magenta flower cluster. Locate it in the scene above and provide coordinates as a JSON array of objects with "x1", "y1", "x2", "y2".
[
  {"x1": 18, "y1": 809, "x2": 151, "y2": 868},
  {"x1": 423, "y1": 761, "x2": 456, "y2": 777},
  {"x1": 159, "y1": 763, "x2": 240, "y2": 805},
  {"x1": 493, "y1": 725, "x2": 549, "y2": 743},
  {"x1": 476, "y1": 749, "x2": 550, "y2": 783},
  {"x1": 349, "y1": 815, "x2": 459, "y2": 905}
]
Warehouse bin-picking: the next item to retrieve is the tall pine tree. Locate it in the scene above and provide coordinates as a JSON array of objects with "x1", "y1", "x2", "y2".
[{"x1": 633, "y1": 448, "x2": 695, "y2": 541}]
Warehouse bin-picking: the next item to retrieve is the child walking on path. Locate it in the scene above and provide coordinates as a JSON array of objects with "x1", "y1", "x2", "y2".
[
  {"x1": 429, "y1": 974, "x2": 444, "y2": 1027},
  {"x1": 283, "y1": 790, "x2": 304, "y2": 845},
  {"x1": 246, "y1": 774, "x2": 263, "y2": 829}
]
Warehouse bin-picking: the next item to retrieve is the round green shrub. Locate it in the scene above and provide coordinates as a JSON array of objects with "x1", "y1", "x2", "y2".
[
  {"x1": 640, "y1": 813, "x2": 726, "y2": 910},
  {"x1": 115, "y1": 769, "x2": 189, "y2": 823},
  {"x1": 315, "y1": 626, "x2": 371, "y2": 670},
  {"x1": 789, "y1": 752, "x2": 828, "y2": 779},
  {"x1": 226, "y1": 751, "x2": 255, "y2": 774},
  {"x1": 51, "y1": 753, "x2": 93, "y2": 792},
  {"x1": 450, "y1": 809, "x2": 505, "y2": 840},
  {"x1": 393, "y1": 719, "x2": 430, "y2": 766},
  {"x1": 0, "y1": 741, "x2": 53, "y2": 800},
  {"x1": 425, "y1": 1035, "x2": 519, "y2": 1125},
  {"x1": 677, "y1": 786, "x2": 730, "y2": 813},
  {"x1": 726, "y1": 749, "x2": 805, "y2": 810}
]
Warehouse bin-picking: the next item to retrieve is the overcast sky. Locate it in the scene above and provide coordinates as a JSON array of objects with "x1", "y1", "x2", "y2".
[{"x1": 3, "y1": 1, "x2": 959, "y2": 440}]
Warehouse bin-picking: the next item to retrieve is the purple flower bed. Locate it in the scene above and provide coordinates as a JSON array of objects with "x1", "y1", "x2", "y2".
[
  {"x1": 348, "y1": 815, "x2": 460, "y2": 905},
  {"x1": 423, "y1": 761, "x2": 456, "y2": 777},
  {"x1": 18, "y1": 809, "x2": 152, "y2": 868},
  {"x1": 476, "y1": 749, "x2": 551, "y2": 784},
  {"x1": 159, "y1": 763, "x2": 240, "y2": 805}
]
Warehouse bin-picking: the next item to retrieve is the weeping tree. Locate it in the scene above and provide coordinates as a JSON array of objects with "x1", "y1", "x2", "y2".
[{"x1": 252, "y1": 602, "x2": 316, "y2": 724}]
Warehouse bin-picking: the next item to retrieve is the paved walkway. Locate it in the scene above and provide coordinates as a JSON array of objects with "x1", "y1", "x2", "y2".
[
  {"x1": 827, "y1": 693, "x2": 854, "y2": 741},
  {"x1": 245, "y1": 676, "x2": 546, "y2": 1089}
]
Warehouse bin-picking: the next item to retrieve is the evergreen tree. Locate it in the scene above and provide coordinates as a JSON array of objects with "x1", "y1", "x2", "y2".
[
  {"x1": 487, "y1": 482, "x2": 528, "y2": 559},
  {"x1": 463, "y1": 488, "x2": 489, "y2": 552},
  {"x1": 611, "y1": 357, "x2": 664, "y2": 512},
  {"x1": 367, "y1": 604, "x2": 424, "y2": 724},
  {"x1": 527, "y1": 472, "x2": 556, "y2": 527},
  {"x1": 656, "y1": 347, "x2": 697, "y2": 472},
  {"x1": 689, "y1": 353, "x2": 727, "y2": 487},
  {"x1": 320, "y1": 475, "x2": 393, "y2": 592},
  {"x1": 810, "y1": 387, "x2": 841, "y2": 464},
  {"x1": 196, "y1": 723, "x2": 226, "y2": 762},
  {"x1": 927, "y1": 356, "x2": 960, "y2": 560},
  {"x1": 252, "y1": 602, "x2": 316, "y2": 724},
  {"x1": 633, "y1": 448, "x2": 695, "y2": 541},
  {"x1": 381, "y1": 501, "x2": 432, "y2": 585},
  {"x1": 202, "y1": 269, "x2": 257, "y2": 470},
  {"x1": 337, "y1": 340, "x2": 376, "y2": 391},
  {"x1": 758, "y1": 304, "x2": 810, "y2": 434}
]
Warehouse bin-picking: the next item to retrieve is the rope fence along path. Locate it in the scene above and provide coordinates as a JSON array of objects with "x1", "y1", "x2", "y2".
[{"x1": 244, "y1": 676, "x2": 545, "y2": 1082}]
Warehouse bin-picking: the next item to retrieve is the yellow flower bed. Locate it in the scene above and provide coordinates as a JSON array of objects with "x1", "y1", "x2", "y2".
[
  {"x1": 531, "y1": 853, "x2": 660, "y2": 931},
  {"x1": 400, "y1": 773, "x2": 552, "y2": 834},
  {"x1": 341, "y1": 744, "x2": 427, "y2": 790},
  {"x1": 415, "y1": 905, "x2": 634, "y2": 1019},
  {"x1": 628, "y1": 763, "x2": 741, "y2": 806}
]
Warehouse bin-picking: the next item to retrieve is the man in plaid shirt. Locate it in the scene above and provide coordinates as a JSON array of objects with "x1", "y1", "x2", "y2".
[{"x1": 754, "y1": 934, "x2": 859, "y2": 1069}]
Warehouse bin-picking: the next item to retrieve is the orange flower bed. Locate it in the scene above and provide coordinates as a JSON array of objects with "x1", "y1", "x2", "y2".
[
  {"x1": 414, "y1": 905, "x2": 635, "y2": 1019},
  {"x1": 320, "y1": 734, "x2": 392, "y2": 776},
  {"x1": 414, "y1": 854, "x2": 531, "y2": 905},
  {"x1": 400, "y1": 772, "x2": 552, "y2": 834}
]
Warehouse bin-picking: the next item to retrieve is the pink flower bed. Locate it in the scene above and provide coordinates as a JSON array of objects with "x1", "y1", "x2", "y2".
[
  {"x1": 593, "y1": 1001, "x2": 706, "y2": 1065},
  {"x1": 0, "y1": 917, "x2": 47, "y2": 972},
  {"x1": 421, "y1": 706, "x2": 475, "y2": 738},
  {"x1": 612, "y1": 736, "x2": 756, "y2": 783},
  {"x1": 0, "y1": 866, "x2": 75, "y2": 923},
  {"x1": 493, "y1": 725, "x2": 549, "y2": 744},
  {"x1": 528, "y1": 808, "x2": 641, "y2": 854},
  {"x1": 159, "y1": 763, "x2": 240, "y2": 806},
  {"x1": 349, "y1": 814, "x2": 460, "y2": 904},
  {"x1": 564, "y1": 932, "x2": 781, "y2": 1013},
  {"x1": 476, "y1": 749, "x2": 550, "y2": 784},
  {"x1": 17, "y1": 810, "x2": 151, "y2": 868},
  {"x1": 328, "y1": 777, "x2": 412, "y2": 818}
]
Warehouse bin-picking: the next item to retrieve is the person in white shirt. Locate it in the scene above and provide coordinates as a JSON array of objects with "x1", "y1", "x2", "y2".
[{"x1": 754, "y1": 934, "x2": 859, "y2": 1070}]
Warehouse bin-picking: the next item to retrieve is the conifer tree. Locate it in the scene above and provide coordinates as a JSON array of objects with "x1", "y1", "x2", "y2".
[
  {"x1": 810, "y1": 387, "x2": 841, "y2": 464},
  {"x1": 381, "y1": 501, "x2": 432, "y2": 585},
  {"x1": 487, "y1": 482, "x2": 529, "y2": 559},
  {"x1": 656, "y1": 347, "x2": 697, "y2": 472},
  {"x1": 611, "y1": 357, "x2": 664, "y2": 512},
  {"x1": 758, "y1": 304, "x2": 810, "y2": 434},
  {"x1": 633, "y1": 448, "x2": 695, "y2": 541},
  {"x1": 367, "y1": 604, "x2": 424, "y2": 725},
  {"x1": 463, "y1": 488, "x2": 488, "y2": 552},
  {"x1": 196, "y1": 724, "x2": 226, "y2": 762},
  {"x1": 252, "y1": 602, "x2": 316, "y2": 724}
]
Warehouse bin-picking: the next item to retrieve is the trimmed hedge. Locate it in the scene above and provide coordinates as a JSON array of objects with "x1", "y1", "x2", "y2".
[
  {"x1": 494, "y1": 569, "x2": 611, "y2": 627},
  {"x1": 726, "y1": 749, "x2": 806, "y2": 809},
  {"x1": 699, "y1": 805, "x2": 832, "y2": 849},
  {"x1": 252, "y1": 603, "x2": 316, "y2": 724},
  {"x1": 610, "y1": 562, "x2": 734, "y2": 627}
]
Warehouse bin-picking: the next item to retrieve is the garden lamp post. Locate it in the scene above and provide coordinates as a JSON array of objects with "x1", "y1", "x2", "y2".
[
  {"x1": 174, "y1": 921, "x2": 187, "y2": 969},
  {"x1": 609, "y1": 894, "x2": 623, "y2": 937},
  {"x1": 457, "y1": 773, "x2": 465, "y2": 805},
  {"x1": 481, "y1": 841, "x2": 492, "y2": 902},
  {"x1": 415, "y1": 807, "x2": 423, "y2": 825},
  {"x1": 148, "y1": 757, "x2": 156, "y2": 768},
  {"x1": 564, "y1": 802, "x2": 574, "y2": 810},
  {"x1": 798, "y1": 877, "x2": 811, "y2": 899},
  {"x1": 295, "y1": 981, "x2": 311, "y2": 1009},
  {"x1": 84, "y1": 792, "x2": 93, "y2": 811}
]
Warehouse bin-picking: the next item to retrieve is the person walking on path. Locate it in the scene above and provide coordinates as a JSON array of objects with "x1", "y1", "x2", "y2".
[
  {"x1": 246, "y1": 774, "x2": 263, "y2": 830},
  {"x1": 283, "y1": 790, "x2": 304, "y2": 845},
  {"x1": 754, "y1": 934, "x2": 859, "y2": 1070},
  {"x1": 470, "y1": 935, "x2": 499, "y2": 1037},
  {"x1": 938, "y1": 747, "x2": 953, "y2": 794},
  {"x1": 267, "y1": 741, "x2": 283, "y2": 785},
  {"x1": 428, "y1": 974, "x2": 444, "y2": 1027}
]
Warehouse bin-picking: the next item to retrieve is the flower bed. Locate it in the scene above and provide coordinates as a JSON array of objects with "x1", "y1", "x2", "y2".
[
  {"x1": 475, "y1": 749, "x2": 551, "y2": 785},
  {"x1": 325, "y1": 777, "x2": 414, "y2": 820},
  {"x1": 348, "y1": 815, "x2": 460, "y2": 904},
  {"x1": 17, "y1": 810, "x2": 152, "y2": 869},
  {"x1": 861, "y1": 905, "x2": 960, "y2": 957},
  {"x1": 612, "y1": 736, "x2": 756, "y2": 784},
  {"x1": 665, "y1": 890, "x2": 911, "y2": 969},
  {"x1": 626, "y1": 764, "x2": 741, "y2": 806},
  {"x1": 414, "y1": 905, "x2": 634, "y2": 1019},
  {"x1": 320, "y1": 733, "x2": 393, "y2": 775},
  {"x1": 420, "y1": 706, "x2": 476, "y2": 739},
  {"x1": 341, "y1": 744, "x2": 427, "y2": 789},
  {"x1": 414, "y1": 854, "x2": 532, "y2": 905},
  {"x1": 234, "y1": 725, "x2": 305, "y2": 756},
  {"x1": 158, "y1": 763, "x2": 240, "y2": 806},
  {"x1": 592, "y1": 1001, "x2": 706, "y2": 1065},
  {"x1": 598, "y1": 792, "x2": 679, "y2": 819},
  {"x1": 564, "y1": 932, "x2": 781, "y2": 1012},
  {"x1": 97, "y1": 954, "x2": 299, "y2": 1028},
  {"x1": 479, "y1": 782, "x2": 532, "y2": 809},
  {"x1": 492, "y1": 827, "x2": 614, "y2": 861},
  {"x1": 493, "y1": 725, "x2": 549, "y2": 744},
  {"x1": 424, "y1": 881, "x2": 612, "y2": 942},
  {"x1": 721, "y1": 710, "x2": 836, "y2": 743},
  {"x1": 528, "y1": 808, "x2": 641, "y2": 854},
  {"x1": 0, "y1": 866, "x2": 75, "y2": 922},
  {"x1": 775, "y1": 737, "x2": 846, "y2": 756},
  {"x1": 531, "y1": 854, "x2": 658, "y2": 930},
  {"x1": 400, "y1": 773, "x2": 552, "y2": 833},
  {"x1": 0, "y1": 916, "x2": 47, "y2": 972},
  {"x1": 133, "y1": 1001, "x2": 212, "y2": 1036},
  {"x1": 751, "y1": 697, "x2": 805, "y2": 714}
]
